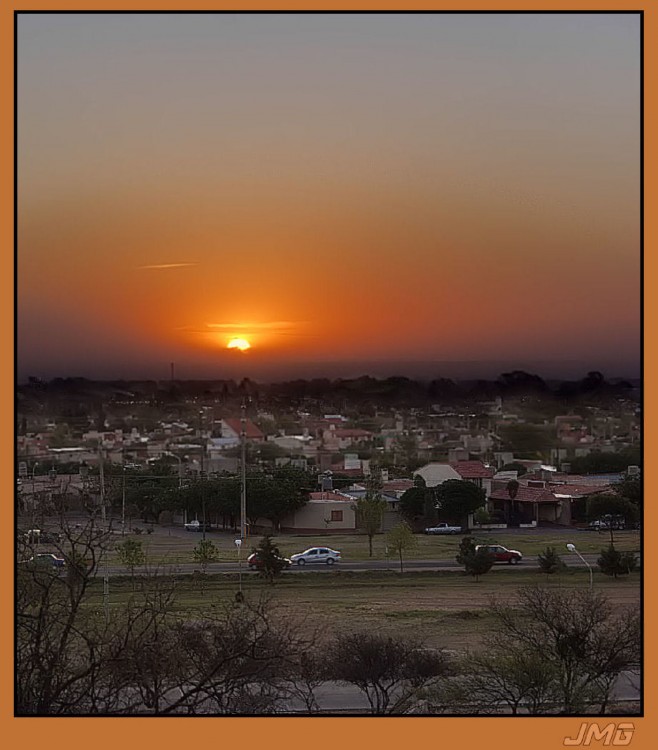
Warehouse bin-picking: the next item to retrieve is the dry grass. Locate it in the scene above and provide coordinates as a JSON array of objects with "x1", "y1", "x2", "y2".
[{"x1": 90, "y1": 568, "x2": 641, "y2": 652}]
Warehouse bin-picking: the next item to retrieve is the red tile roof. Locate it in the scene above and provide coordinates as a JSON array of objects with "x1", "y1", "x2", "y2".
[
  {"x1": 489, "y1": 486, "x2": 558, "y2": 504},
  {"x1": 450, "y1": 461, "x2": 494, "y2": 479},
  {"x1": 222, "y1": 418, "x2": 264, "y2": 439},
  {"x1": 309, "y1": 491, "x2": 354, "y2": 503},
  {"x1": 383, "y1": 479, "x2": 415, "y2": 492}
]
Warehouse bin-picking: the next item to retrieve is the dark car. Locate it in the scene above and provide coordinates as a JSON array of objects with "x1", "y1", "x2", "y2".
[
  {"x1": 475, "y1": 544, "x2": 522, "y2": 564},
  {"x1": 184, "y1": 520, "x2": 213, "y2": 532},
  {"x1": 247, "y1": 551, "x2": 291, "y2": 570},
  {"x1": 30, "y1": 553, "x2": 66, "y2": 569}
]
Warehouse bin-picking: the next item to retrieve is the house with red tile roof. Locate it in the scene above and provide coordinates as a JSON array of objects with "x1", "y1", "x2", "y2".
[
  {"x1": 488, "y1": 484, "x2": 571, "y2": 526},
  {"x1": 450, "y1": 460, "x2": 495, "y2": 495},
  {"x1": 220, "y1": 418, "x2": 265, "y2": 442}
]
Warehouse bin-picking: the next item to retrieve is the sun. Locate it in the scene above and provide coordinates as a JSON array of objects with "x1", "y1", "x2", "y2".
[{"x1": 227, "y1": 337, "x2": 251, "y2": 352}]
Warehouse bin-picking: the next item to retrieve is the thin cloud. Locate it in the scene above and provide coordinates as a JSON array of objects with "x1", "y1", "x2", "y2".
[
  {"x1": 138, "y1": 263, "x2": 199, "y2": 270},
  {"x1": 205, "y1": 321, "x2": 305, "y2": 331}
]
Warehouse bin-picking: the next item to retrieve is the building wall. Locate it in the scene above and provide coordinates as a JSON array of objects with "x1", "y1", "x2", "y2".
[{"x1": 282, "y1": 501, "x2": 356, "y2": 532}]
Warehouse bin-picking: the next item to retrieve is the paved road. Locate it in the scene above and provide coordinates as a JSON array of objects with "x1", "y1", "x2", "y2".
[
  {"x1": 98, "y1": 554, "x2": 616, "y2": 577},
  {"x1": 279, "y1": 670, "x2": 641, "y2": 713}
]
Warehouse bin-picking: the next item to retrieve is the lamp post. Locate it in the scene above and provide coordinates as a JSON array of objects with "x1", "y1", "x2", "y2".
[
  {"x1": 235, "y1": 538, "x2": 243, "y2": 599},
  {"x1": 566, "y1": 543, "x2": 593, "y2": 590}
]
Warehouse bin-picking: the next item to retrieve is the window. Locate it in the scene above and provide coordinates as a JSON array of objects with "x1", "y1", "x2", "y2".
[{"x1": 331, "y1": 510, "x2": 343, "y2": 522}]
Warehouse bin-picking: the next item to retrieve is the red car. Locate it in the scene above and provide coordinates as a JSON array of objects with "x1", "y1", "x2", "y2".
[
  {"x1": 475, "y1": 544, "x2": 523, "y2": 564},
  {"x1": 247, "y1": 552, "x2": 291, "y2": 570}
]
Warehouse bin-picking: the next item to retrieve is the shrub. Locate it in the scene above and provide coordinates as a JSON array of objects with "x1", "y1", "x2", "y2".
[
  {"x1": 464, "y1": 548, "x2": 494, "y2": 581},
  {"x1": 597, "y1": 546, "x2": 638, "y2": 578},
  {"x1": 537, "y1": 546, "x2": 565, "y2": 575}
]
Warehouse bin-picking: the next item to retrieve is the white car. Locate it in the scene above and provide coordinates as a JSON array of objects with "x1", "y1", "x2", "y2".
[
  {"x1": 424, "y1": 523, "x2": 462, "y2": 535},
  {"x1": 290, "y1": 547, "x2": 341, "y2": 566}
]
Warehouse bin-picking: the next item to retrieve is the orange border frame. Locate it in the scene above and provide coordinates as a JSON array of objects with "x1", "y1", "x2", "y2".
[{"x1": 1, "y1": 2, "x2": 653, "y2": 748}]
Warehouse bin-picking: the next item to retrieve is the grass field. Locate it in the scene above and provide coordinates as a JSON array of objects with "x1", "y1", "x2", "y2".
[
  {"x1": 86, "y1": 567, "x2": 641, "y2": 651},
  {"x1": 105, "y1": 527, "x2": 641, "y2": 566}
]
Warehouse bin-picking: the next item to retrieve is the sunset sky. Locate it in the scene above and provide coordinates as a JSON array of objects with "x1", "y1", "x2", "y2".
[{"x1": 17, "y1": 13, "x2": 641, "y2": 382}]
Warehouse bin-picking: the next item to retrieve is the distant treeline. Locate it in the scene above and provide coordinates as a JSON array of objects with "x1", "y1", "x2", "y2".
[{"x1": 18, "y1": 370, "x2": 639, "y2": 411}]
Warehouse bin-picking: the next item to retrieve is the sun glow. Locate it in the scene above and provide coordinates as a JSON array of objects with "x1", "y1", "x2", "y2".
[{"x1": 227, "y1": 337, "x2": 251, "y2": 352}]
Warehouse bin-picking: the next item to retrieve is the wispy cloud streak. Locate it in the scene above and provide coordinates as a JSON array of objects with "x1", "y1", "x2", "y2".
[{"x1": 138, "y1": 263, "x2": 198, "y2": 270}]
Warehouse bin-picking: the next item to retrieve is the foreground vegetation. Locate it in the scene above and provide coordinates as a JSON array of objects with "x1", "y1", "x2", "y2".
[{"x1": 17, "y1": 519, "x2": 640, "y2": 715}]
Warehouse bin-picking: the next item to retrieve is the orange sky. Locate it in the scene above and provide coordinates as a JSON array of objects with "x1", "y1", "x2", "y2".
[{"x1": 17, "y1": 13, "x2": 640, "y2": 380}]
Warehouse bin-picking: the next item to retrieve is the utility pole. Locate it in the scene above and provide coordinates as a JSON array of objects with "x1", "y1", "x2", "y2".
[
  {"x1": 200, "y1": 411, "x2": 207, "y2": 541},
  {"x1": 121, "y1": 446, "x2": 126, "y2": 536},
  {"x1": 240, "y1": 400, "x2": 247, "y2": 541},
  {"x1": 98, "y1": 448, "x2": 110, "y2": 624}
]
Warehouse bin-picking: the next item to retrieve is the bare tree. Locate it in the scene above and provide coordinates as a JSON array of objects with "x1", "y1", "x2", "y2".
[
  {"x1": 326, "y1": 632, "x2": 451, "y2": 714},
  {"x1": 16, "y1": 517, "x2": 115, "y2": 714},
  {"x1": 423, "y1": 587, "x2": 639, "y2": 716}
]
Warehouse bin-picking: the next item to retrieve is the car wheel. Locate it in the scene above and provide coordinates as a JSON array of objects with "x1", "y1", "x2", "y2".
[
  {"x1": 326, "y1": 558, "x2": 335, "y2": 565},
  {"x1": 510, "y1": 556, "x2": 520, "y2": 565},
  {"x1": 297, "y1": 559, "x2": 306, "y2": 566}
]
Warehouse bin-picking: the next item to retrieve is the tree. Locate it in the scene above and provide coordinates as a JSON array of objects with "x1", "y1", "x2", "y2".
[
  {"x1": 587, "y1": 493, "x2": 637, "y2": 546},
  {"x1": 597, "y1": 546, "x2": 638, "y2": 578},
  {"x1": 353, "y1": 471, "x2": 388, "y2": 557},
  {"x1": 399, "y1": 475, "x2": 437, "y2": 528},
  {"x1": 252, "y1": 535, "x2": 289, "y2": 583},
  {"x1": 398, "y1": 486, "x2": 426, "y2": 523},
  {"x1": 386, "y1": 522, "x2": 417, "y2": 573},
  {"x1": 616, "y1": 475, "x2": 642, "y2": 509},
  {"x1": 473, "y1": 507, "x2": 491, "y2": 526},
  {"x1": 568, "y1": 448, "x2": 641, "y2": 475},
  {"x1": 455, "y1": 536, "x2": 493, "y2": 581},
  {"x1": 537, "y1": 546, "x2": 565, "y2": 576},
  {"x1": 428, "y1": 648, "x2": 561, "y2": 715},
  {"x1": 486, "y1": 587, "x2": 640, "y2": 713},
  {"x1": 116, "y1": 538, "x2": 146, "y2": 590},
  {"x1": 18, "y1": 530, "x2": 316, "y2": 716},
  {"x1": 455, "y1": 535, "x2": 477, "y2": 566},
  {"x1": 282, "y1": 648, "x2": 328, "y2": 713},
  {"x1": 463, "y1": 547, "x2": 494, "y2": 582},
  {"x1": 326, "y1": 632, "x2": 450, "y2": 714},
  {"x1": 192, "y1": 539, "x2": 219, "y2": 594},
  {"x1": 435, "y1": 479, "x2": 485, "y2": 528},
  {"x1": 16, "y1": 518, "x2": 123, "y2": 714}
]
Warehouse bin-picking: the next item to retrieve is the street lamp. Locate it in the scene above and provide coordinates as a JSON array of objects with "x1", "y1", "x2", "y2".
[
  {"x1": 234, "y1": 538, "x2": 243, "y2": 601},
  {"x1": 566, "y1": 543, "x2": 593, "y2": 590}
]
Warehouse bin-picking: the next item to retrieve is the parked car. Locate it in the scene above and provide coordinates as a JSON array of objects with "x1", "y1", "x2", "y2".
[
  {"x1": 29, "y1": 553, "x2": 66, "y2": 569},
  {"x1": 290, "y1": 547, "x2": 341, "y2": 566},
  {"x1": 184, "y1": 520, "x2": 212, "y2": 532},
  {"x1": 589, "y1": 516, "x2": 626, "y2": 531},
  {"x1": 424, "y1": 523, "x2": 462, "y2": 535},
  {"x1": 247, "y1": 551, "x2": 292, "y2": 570},
  {"x1": 475, "y1": 544, "x2": 522, "y2": 564}
]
